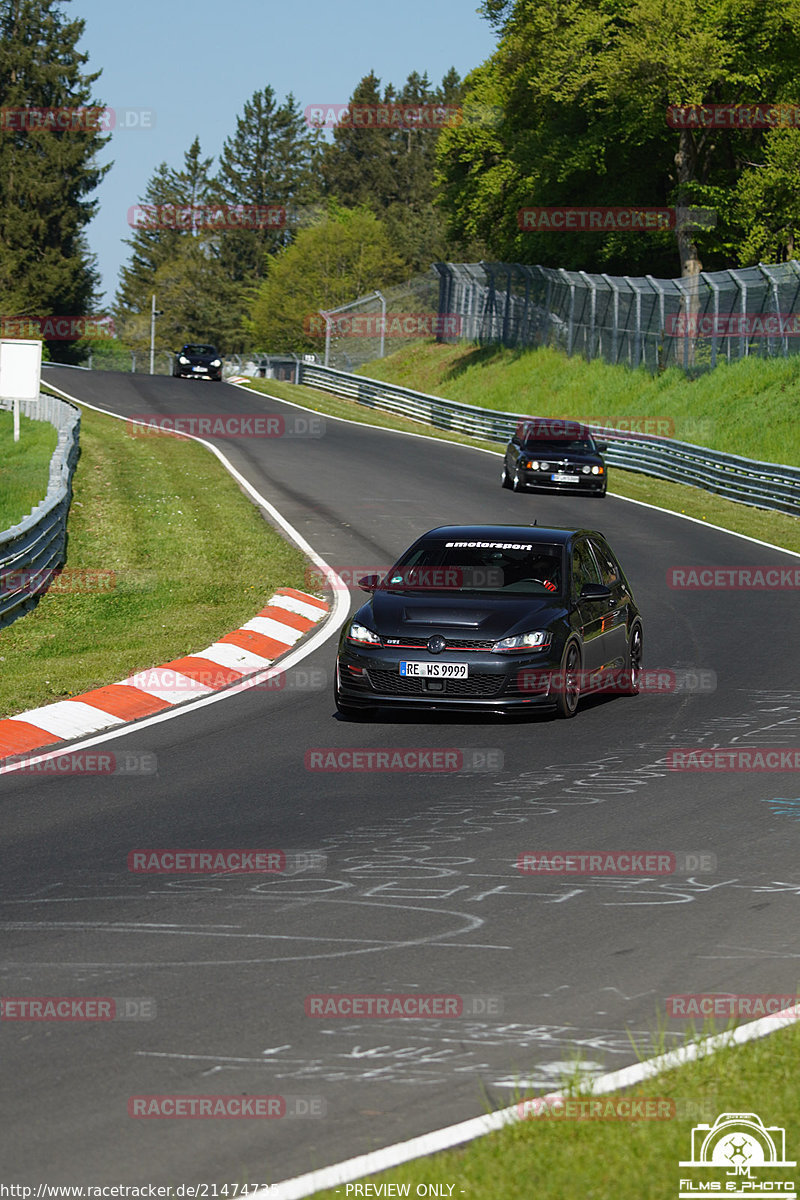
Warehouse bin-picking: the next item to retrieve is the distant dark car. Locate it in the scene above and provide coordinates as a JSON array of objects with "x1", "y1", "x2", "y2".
[
  {"x1": 502, "y1": 420, "x2": 607, "y2": 496},
  {"x1": 173, "y1": 343, "x2": 223, "y2": 381},
  {"x1": 334, "y1": 523, "x2": 643, "y2": 719}
]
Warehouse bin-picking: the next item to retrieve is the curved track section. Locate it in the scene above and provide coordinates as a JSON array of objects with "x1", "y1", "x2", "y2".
[{"x1": 1, "y1": 368, "x2": 798, "y2": 1184}]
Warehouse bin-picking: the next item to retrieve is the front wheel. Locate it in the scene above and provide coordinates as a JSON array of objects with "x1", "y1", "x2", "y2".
[
  {"x1": 555, "y1": 640, "x2": 582, "y2": 718},
  {"x1": 619, "y1": 622, "x2": 643, "y2": 695},
  {"x1": 512, "y1": 468, "x2": 525, "y2": 492},
  {"x1": 501, "y1": 462, "x2": 513, "y2": 490}
]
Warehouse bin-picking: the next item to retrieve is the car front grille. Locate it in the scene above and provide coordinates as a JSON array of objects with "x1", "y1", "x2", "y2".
[
  {"x1": 380, "y1": 637, "x2": 495, "y2": 651},
  {"x1": 366, "y1": 670, "x2": 505, "y2": 697}
]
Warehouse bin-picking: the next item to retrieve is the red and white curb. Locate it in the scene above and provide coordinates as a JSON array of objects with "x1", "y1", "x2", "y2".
[{"x1": 0, "y1": 587, "x2": 328, "y2": 761}]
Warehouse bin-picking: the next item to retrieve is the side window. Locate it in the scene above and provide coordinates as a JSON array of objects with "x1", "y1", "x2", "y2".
[
  {"x1": 571, "y1": 539, "x2": 602, "y2": 597},
  {"x1": 589, "y1": 538, "x2": 620, "y2": 586}
]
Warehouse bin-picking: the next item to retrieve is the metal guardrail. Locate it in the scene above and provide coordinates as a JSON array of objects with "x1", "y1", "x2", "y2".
[
  {"x1": 0, "y1": 392, "x2": 81, "y2": 630},
  {"x1": 297, "y1": 362, "x2": 800, "y2": 517}
]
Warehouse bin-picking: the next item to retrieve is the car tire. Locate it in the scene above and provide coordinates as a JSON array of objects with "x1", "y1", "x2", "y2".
[
  {"x1": 501, "y1": 463, "x2": 513, "y2": 489},
  {"x1": 512, "y1": 468, "x2": 525, "y2": 492},
  {"x1": 619, "y1": 622, "x2": 643, "y2": 695},
  {"x1": 554, "y1": 639, "x2": 582, "y2": 718}
]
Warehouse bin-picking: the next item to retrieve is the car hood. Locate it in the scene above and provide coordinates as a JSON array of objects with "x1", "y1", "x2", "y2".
[
  {"x1": 521, "y1": 449, "x2": 602, "y2": 464},
  {"x1": 357, "y1": 589, "x2": 566, "y2": 640}
]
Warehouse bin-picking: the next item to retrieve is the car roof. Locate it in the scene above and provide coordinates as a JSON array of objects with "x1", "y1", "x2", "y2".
[{"x1": 420, "y1": 525, "x2": 602, "y2": 546}]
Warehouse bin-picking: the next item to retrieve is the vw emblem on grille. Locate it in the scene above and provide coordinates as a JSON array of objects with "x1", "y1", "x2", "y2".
[{"x1": 427, "y1": 635, "x2": 447, "y2": 654}]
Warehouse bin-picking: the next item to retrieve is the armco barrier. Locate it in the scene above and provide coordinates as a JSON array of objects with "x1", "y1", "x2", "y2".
[
  {"x1": 294, "y1": 362, "x2": 800, "y2": 517},
  {"x1": 0, "y1": 392, "x2": 81, "y2": 630}
]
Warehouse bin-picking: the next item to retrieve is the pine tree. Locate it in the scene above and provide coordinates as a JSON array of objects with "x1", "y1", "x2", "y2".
[
  {"x1": 212, "y1": 86, "x2": 322, "y2": 283},
  {"x1": 115, "y1": 137, "x2": 218, "y2": 347},
  {"x1": 0, "y1": 0, "x2": 110, "y2": 360}
]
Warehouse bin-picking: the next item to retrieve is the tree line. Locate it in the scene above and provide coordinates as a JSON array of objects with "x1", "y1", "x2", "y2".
[{"x1": 4, "y1": 0, "x2": 800, "y2": 360}]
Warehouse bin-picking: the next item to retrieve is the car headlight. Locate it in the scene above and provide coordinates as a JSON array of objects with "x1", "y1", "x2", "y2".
[
  {"x1": 347, "y1": 621, "x2": 381, "y2": 645},
  {"x1": 179, "y1": 355, "x2": 189, "y2": 364},
  {"x1": 581, "y1": 465, "x2": 591, "y2": 474},
  {"x1": 493, "y1": 630, "x2": 553, "y2": 652},
  {"x1": 211, "y1": 359, "x2": 221, "y2": 367},
  {"x1": 592, "y1": 465, "x2": 603, "y2": 474},
  {"x1": 528, "y1": 460, "x2": 538, "y2": 470}
]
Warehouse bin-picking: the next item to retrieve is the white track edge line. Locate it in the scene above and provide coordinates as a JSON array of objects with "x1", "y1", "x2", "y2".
[
  {"x1": 1, "y1": 382, "x2": 351, "y2": 776},
  {"x1": 260, "y1": 1006, "x2": 800, "y2": 1200},
  {"x1": 228, "y1": 379, "x2": 800, "y2": 559}
]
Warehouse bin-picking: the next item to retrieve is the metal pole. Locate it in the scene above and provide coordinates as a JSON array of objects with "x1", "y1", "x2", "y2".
[
  {"x1": 376, "y1": 291, "x2": 386, "y2": 358},
  {"x1": 150, "y1": 294, "x2": 156, "y2": 375}
]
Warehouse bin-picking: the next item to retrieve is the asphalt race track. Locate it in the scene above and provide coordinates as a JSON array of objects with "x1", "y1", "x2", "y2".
[{"x1": 2, "y1": 367, "x2": 799, "y2": 1185}]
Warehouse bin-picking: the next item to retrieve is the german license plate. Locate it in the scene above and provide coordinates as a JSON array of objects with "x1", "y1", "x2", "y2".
[
  {"x1": 193, "y1": 366, "x2": 207, "y2": 372},
  {"x1": 552, "y1": 472, "x2": 580, "y2": 482},
  {"x1": 400, "y1": 661, "x2": 468, "y2": 678}
]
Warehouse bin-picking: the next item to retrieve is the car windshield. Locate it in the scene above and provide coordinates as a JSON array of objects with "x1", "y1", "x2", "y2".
[
  {"x1": 521, "y1": 437, "x2": 596, "y2": 453},
  {"x1": 383, "y1": 541, "x2": 564, "y2": 595},
  {"x1": 184, "y1": 344, "x2": 217, "y2": 355}
]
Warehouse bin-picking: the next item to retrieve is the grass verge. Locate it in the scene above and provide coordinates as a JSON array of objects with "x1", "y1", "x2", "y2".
[
  {"x1": 356, "y1": 341, "x2": 800, "y2": 466},
  {"x1": 0, "y1": 409, "x2": 58, "y2": 529},
  {"x1": 0, "y1": 404, "x2": 311, "y2": 719},
  {"x1": 307, "y1": 1021, "x2": 800, "y2": 1199},
  {"x1": 237, "y1": 377, "x2": 800, "y2": 554}
]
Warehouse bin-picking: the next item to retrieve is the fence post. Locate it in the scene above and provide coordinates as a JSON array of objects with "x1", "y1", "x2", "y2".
[
  {"x1": 700, "y1": 272, "x2": 720, "y2": 368},
  {"x1": 601, "y1": 274, "x2": 620, "y2": 363}
]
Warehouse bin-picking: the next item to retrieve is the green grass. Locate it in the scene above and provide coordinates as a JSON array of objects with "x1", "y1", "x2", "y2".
[
  {"x1": 238, "y1": 376, "x2": 800, "y2": 554},
  {"x1": 356, "y1": 341, "x2": 800, "y2": 466},
  {"x1": 307, "y1": 1022, "x2": 800, "y2": 1200},
  {"x1": 0, "y1": 409, "x2": 58, "y2": 529},
  {"x1": 0, "y1": 405, "x2": 313, "y2": 719}
]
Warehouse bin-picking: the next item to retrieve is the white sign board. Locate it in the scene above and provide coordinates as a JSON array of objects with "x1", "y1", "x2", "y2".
[{"x1": 0, "y1": 338, "x2": 42, "y2": 442}]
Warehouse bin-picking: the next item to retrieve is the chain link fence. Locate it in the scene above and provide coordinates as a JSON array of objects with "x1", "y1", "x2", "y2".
[{"x1": 433, "y1": 261, "x2": 800, "y2": 372}]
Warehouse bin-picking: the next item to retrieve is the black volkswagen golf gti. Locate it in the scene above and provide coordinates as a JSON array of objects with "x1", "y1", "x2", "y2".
[{"x1": 334, "y1": 524, "x2": 643, "y2": 719}]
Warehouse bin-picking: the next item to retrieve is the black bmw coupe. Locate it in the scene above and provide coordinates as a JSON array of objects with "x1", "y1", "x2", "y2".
[{"x1": 502, "y1": 420, "x2": 607, "y2": 495}]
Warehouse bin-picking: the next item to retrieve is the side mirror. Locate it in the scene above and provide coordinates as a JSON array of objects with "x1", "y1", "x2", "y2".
[
  {"x1": 580, "y1": 582, "x2": 612, "y2": 600},
  {"x1": 595, "y1": 441, "x2": 608, "y2": 452},
  {"x1": 357, "y1": 574, "x2": 382, "y2": 593}
]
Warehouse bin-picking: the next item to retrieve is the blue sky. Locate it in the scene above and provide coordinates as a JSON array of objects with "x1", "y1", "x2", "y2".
[{"x1": 69, "y1": 0, "x2": 499, "y2": 305}]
